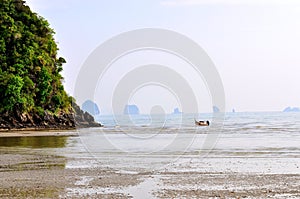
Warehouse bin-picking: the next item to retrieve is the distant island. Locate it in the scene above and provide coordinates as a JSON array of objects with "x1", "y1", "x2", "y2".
[
  {"x1": 124, "y1": 105, "x2": 140, "y2": 115},
  {"x1": 173, "y1": 108, "x2": 182, "y2": 114},
  {"x1": 283, "y1": 107, "x2": 300, "y2": 112},
  {"x1": 0, "y1": 1, "x2": 101, "y2": 130},
  {"x1": 82, "y1": 100, "x2": 100, "y2": 116},
  {"x1": 213, "y1": 106, "x2": 220, "y2": 113}
]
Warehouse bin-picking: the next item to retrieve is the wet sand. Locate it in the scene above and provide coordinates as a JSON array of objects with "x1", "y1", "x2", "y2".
[
  {"x1": 0, "y1": 148, "x2": 299, "y2": 198},
  {"x1": 0, "y1": 130, "x2": 78, "y2": 137}
]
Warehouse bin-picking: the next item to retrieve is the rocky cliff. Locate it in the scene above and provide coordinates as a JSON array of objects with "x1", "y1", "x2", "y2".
[{"x1": 0, "y1": 103, "x2": 102, "y2": 131}]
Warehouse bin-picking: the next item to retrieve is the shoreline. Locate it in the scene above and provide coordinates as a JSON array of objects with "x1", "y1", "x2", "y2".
[{"x1": 0, "y1": 128, "x2": 79, "y2": 137}]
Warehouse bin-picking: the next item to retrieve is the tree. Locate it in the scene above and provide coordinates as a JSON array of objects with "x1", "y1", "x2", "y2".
[{"x1": 0, "y1": 0, "x2": 71, "y2": 115}]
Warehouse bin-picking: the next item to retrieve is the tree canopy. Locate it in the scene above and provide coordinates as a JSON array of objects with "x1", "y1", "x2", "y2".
[{"x1": 0, "y1": 0, "x2": 71, "y2": 115}]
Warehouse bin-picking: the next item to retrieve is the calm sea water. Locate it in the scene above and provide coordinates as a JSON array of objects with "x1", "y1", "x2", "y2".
[
  {"x1": 1, "y1": 112, "x2": 300, "y2": 172},
  {"x1": 87, "y1": 112, "x2": 300, "y2": 156}
]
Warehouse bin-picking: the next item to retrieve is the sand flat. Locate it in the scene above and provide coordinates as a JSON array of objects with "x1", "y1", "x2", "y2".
[
  {"x1": 0, "y1": 130, "x2": 78, "y2": 137},
  {"x1": 0, "y1": 146, "x2": 299, "y2": 198}
]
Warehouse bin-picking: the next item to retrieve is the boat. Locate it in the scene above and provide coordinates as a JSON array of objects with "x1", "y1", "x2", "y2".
[{"x1": 195, "y1": 119, "x2": 210, "y2": 126}]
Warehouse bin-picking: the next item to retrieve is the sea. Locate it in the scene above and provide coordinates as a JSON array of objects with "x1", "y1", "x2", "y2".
[{"x1": 1, "y1": 112, "x2": 300, "y2": 173}]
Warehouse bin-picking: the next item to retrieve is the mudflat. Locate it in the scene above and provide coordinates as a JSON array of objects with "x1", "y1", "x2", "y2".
[
  {"x1": 0, "y1": 130, "x2": 78, "y2": 137},
  {"x1": 0, "y1": 148, "x2": 299, "y2": 198}
]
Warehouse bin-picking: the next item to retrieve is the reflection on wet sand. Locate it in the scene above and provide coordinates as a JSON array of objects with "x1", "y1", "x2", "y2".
[{"x1": 0, "y1": 136, "x2": 68, "y2": 148}]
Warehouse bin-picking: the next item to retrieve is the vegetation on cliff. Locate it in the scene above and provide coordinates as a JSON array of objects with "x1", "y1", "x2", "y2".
[
  {"x1": 0, "y1": 0, "x2": 71, "y2": 115},
  {"x1": 0, "y1": 0, "x2": 101, "y2": 129}
]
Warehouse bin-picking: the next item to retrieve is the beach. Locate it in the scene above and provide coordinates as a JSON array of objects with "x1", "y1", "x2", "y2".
[
  {"x1": 0, "y1": 130, "x2": 78, "y2": 138},
  {"x1": 0, "y1": 112, "x2": 300, "y2": 198},
  {"x1": 0, "y1": 148, "x2": 299, "y2": 198}
]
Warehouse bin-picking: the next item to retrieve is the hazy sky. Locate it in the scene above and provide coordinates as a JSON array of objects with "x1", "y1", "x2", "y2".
[{"x1": 26, "y1": 0, "x2": 300, "y2": 113}]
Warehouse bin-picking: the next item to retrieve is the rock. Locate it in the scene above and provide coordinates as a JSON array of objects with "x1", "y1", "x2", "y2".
[
  {"x1": 213, "y1": 106, "x2": 220, "y2": 113},
  {"x1": 82, "y1": 100, "x2": 100, "y2": 116},
  {"x1": 73, "y1": 103, "x2": 102, "y2": 128},
  {"x1": 283, "y1": 107, "x2": 300, "y2": 112},
  {"x1": 124, "y1": 105, "x2": 140, "y2": 115},
  {"x1": 83, "y1": 111, "x2": 95, "y2": 123},
  {"x1": 0, "y1": 102, "x2": 102, "y2": 131},
  {"x1": 173, "y1": 108, "x2": 182, "y2": 114}
]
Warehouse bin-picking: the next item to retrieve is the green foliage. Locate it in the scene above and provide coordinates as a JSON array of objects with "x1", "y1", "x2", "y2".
[
  {"x1": 0, "y1": 0, "x2": 71, "y2": 114},
  {"x1": 34, "y1": 106, "x2": 45, "y2": 117},
  {"x1": 0, "y1": 72, "x2": 24, "y2": 112}
]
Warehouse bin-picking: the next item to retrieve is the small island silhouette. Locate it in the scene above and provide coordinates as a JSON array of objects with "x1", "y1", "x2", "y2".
[
  {"x1": 173, "y1": 108, "x2": 182, "y2": 114},
  {"x1": 283, "y1": 107, "x2": 300, "y2": 112},
  {"x1": 124, "y1": 105, "x2": 140, "y2": 115},
  {"x1": 82, "y1": 100, "x2": 100, "y2": 116}
]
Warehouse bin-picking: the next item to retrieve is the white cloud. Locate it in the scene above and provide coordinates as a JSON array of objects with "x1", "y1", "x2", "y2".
[{"x1": 161, "y1": 0, "x2": 300, "y2": 6}]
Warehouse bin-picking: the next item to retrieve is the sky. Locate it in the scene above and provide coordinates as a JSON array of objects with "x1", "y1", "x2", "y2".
[{"x1": 26, "y1": 0, "x2": 300, "y2": 114}]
